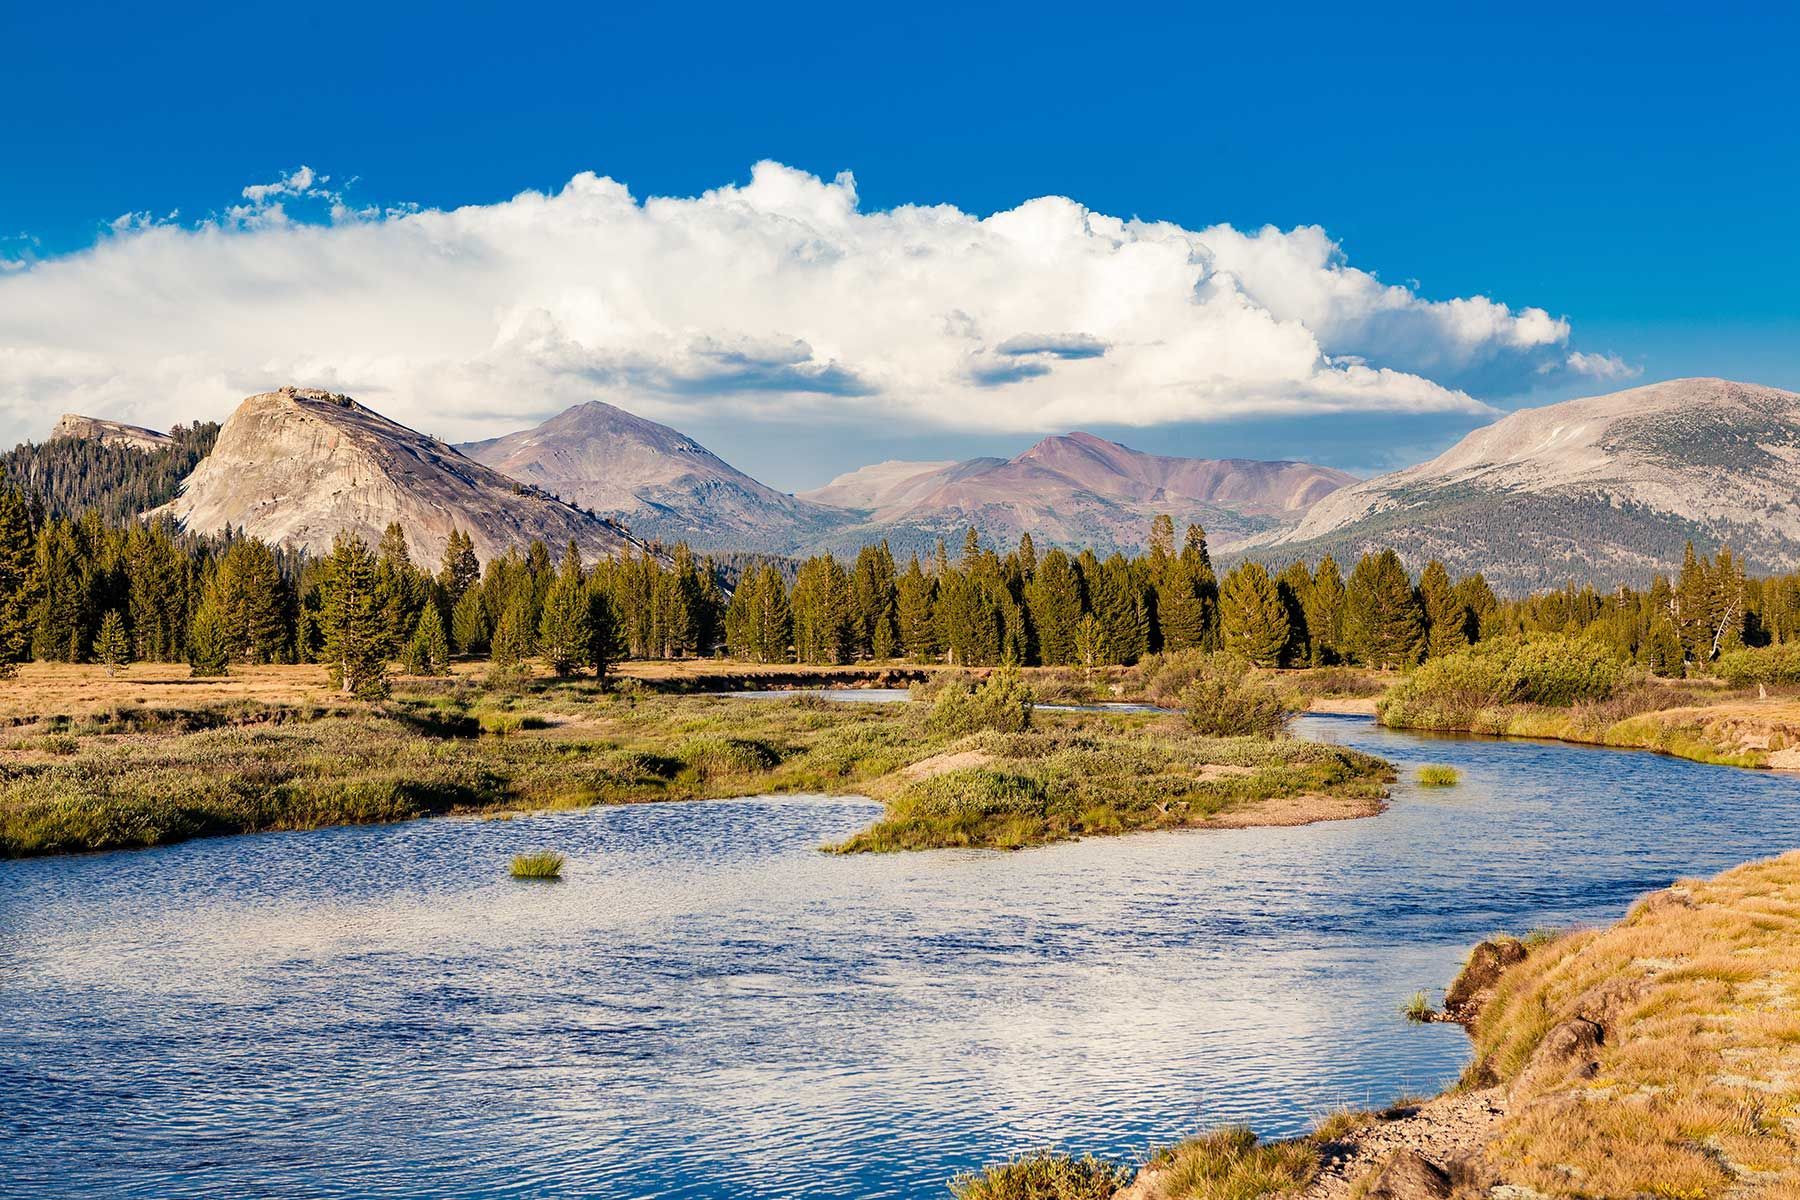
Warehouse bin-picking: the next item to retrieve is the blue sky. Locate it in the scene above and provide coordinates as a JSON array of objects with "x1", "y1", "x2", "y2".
[{"x1": 2, "y1": 1, "x2": 1796, "y2": 487}]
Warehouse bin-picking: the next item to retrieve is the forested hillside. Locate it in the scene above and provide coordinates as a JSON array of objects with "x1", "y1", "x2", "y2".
[{"x1": 0, "y1": 423, "x2": 219, "y2": 522}]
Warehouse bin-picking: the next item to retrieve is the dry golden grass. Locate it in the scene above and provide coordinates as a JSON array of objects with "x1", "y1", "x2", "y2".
[
  {"x1": 0, "y1": 661, "x2": 342, "y2": 721},
  {"x1": 1471, "y1": 851, "x2": 1800, "y2": 1198}
]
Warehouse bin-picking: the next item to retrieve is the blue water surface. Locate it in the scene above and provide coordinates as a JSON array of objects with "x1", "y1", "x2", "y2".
[{"x1": 4, "y1": 714, "x2": 1799, "y2": 1198}]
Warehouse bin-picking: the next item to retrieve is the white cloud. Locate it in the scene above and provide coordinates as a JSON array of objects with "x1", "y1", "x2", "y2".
[
  {"x1": 1565, "y1": 349, "x2": 1641, "y2": 380},
  {"x1": 0, "y1": 161, "x2": 1612, "y2": 445}
]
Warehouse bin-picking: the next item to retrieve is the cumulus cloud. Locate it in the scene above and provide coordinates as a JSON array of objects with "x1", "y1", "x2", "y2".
[
  {"x1": 1564, "y1": 349, "x2": 1641, "y2": 380},
  {"x1": 0, "y1": 161, "x2": 1614, "y2": 445}
]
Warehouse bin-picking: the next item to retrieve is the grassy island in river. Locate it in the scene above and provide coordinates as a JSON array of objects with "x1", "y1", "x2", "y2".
[{"x1": 0, "y1": 662, "x2": 1390, "y2": 858}]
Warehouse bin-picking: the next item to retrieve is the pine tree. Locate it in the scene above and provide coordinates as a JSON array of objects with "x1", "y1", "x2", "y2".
[
  {"x1": 438, "y1": 529, "x2": 480, "y2": 606},
  {"x1": 209, "y1": 538, "x2": 289, "y2": 663},
  {"x1": 1016, "y1": 531, "x2": 1037, "y2": 579},
  {"x1": 1219, "y1": 561, "x2": 1290, "y2": 666},
  {"x1": 1275, "y1": 561, "x2": 1314, "y2": 665},
  {"x1": 1345, "y1": 550, "x2": 1425, "y2": 669},
  {"x1": 402, "y1": 607, "x2": 451, "y2": 676},
  {"x1": 489, "y1": 587, "x2": 536, "y2": 678},
  {"x1": 1155, "y1": 558, "x2": 1208, "y2": 652},
  {"x1": 1024, "y1": 548, "x2": 1084, "y2": 664},
  {"x1": 791, "y1": 554, "x2": 852, "y2": 664},
  {"x1": 0, "y1": 474, "x2": 38, "y2": 677},
  {"x1": 538, "y1": 544, "x2": 591, "y2": 676},
  {"x1": 1419, "y1": 559, "x2": 1472, "y2": 658},
  {"x1": 849, "y1": 542, "x2": 898, "y2": 660},
  {"x1": 451, "y1": 588, "x2": 489, "y2": 655},
  {"x1": 319, "y1": 532, "x2": 389, "y2": 699},
  {"x1": 1674, "y1": 541, "x2": 1710, "y2": 666},
  {"x1": 1148, "y1": 514, "x2": 1177, "y2": 564},
  {"x1": 30, "y1": 520, "x2": 88, "y2": 661},
  {"x1": 584, "y1": 583, "x2": 627, "y2": 681},
  {"x1": 895, "y1": 557, "x2": 937, "y2": 662},
  {"x1": 1073, "y1": 613, "x2": 1104, "y2": 669},
  {"x1": 1094, "y1": 554, "x2": 1147, "y2": 665},
  {"x1": 187, "y1": 598, "x2": 230, "y2": 677},
  {"x1": 374, "y1": 522, "x2": 427, "y2": 658},
  {"x1": 96, "y1": 608, "x2": 132, "y2": 676},
  {"x1": 1304, "y1": 556, "x2": 1347, "y2": 665},
  {"x1": 124, "y1": 524, "x2": 188, "y2": 661}
]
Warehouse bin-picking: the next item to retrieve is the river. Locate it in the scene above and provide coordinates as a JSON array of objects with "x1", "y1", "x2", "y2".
[{"x1": 4, "y1": 714, "x2": 1800, "y2": 1198}]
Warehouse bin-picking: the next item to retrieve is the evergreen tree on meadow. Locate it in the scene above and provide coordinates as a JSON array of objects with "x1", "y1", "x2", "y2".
[
  {"x1": 186, "y1": 597, "x2": 230, "y2": 677},
  {"x1": 1304, "y1": 555, "x2": 1347, "y2": 665},
  {"x1": 438, "y1": 529, "x2": 480, "y2": 607},
  {"x1": 0, "y1": 473, "x2": 38, "y2": 676},
  {"x1": 1219, "y1": 561, "x2": 1290, "y2": 666},
  {"x1": 1073, "y1": 612, "x2": 1105, "y2": 669},
  {"x1": 895, "y1": 556, "x2": 937, "y2": 662},
  {"x1": 96, "y1": 608, "x2": 132, "y2": 676},
  {"x1": 1345, "y1": 549, "x2": 1425, "y2": 669},
  {"x1": 451, "y1": 587, "x2": 489, "y2": 655},
  {"x1": 1024, "y1": 547, "x2": 1084, "y2": 665},
  {"x1": 124, "y1": 524, "x2": 188, "y2": 661},
  {"x1": 489, "y1": 593, "x2": 535, "y2": 678},
  {"x1": 538, "y1": 543, "x2": 591, "y2": 676},
  {"x1": 319, "y1": 532, "x2": 390, "y2": 699},
  {"x1": 1093, "y1": 553, "x2": 1147, "y2": 665},
  {"x1": 402, "y1": 606, "x2": 451, "y2": 676},
  {"x1": 1155, "y1": 558, "x2": 1208, "y2": 652},
  {"x1": 1015, "y1": 531, "x2": 1037, "y2": 578},
  {"x1": 208, "y1": 537, "x2": 289, "y2": 663},
  {"x1": 584, "y1": 582, "x2": 627, "y2": 681},
  {"x1": 30, "y1": 519, "x2": 88, "y2": 661},
  {"x1": 849, "y1": 542, "x2": 898, "y2": 660},
  {"x1": 1452, "y1": 572, "x2": 1498, "y2": 641},
  {"x1": 791, "y1": 554, "x2": 853, "y2": 664},
  {"x1": 1419, "y1": 559, "x2": 1473, "y2": 658},
  {"x1": 374, "y1": 522, "x2": 429, "y2": 659},
  {"x1": 1275, "y1": 561, "x2": 1314, "y2": 666}
]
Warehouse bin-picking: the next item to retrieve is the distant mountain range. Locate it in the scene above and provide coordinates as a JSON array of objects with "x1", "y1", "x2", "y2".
[
  {"x1": 31, "y1": 375, "x2": 1800, "y2": 591},
  {"x1": 796, "y1": 432, "x2": 1355, "y2": 558},
  {"x1": 456, "y1": 400, "x2": 843, "y2": 553},
  {"x1": 1244, "y1": 378, "x2": 1800, "y2": 591}
]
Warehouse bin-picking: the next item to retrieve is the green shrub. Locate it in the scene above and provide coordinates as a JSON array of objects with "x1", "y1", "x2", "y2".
[
  {"x1": 1416, "y1": 764, "x2": 1459, "y2": 786},
  {"x1": 1181, "y1": 671, "x2": 1291, "y2": 738},
  {"x1": 1716, "y1": 643, "x2": 1800, "y2": 689},
  {"x1": 1138, "y1": 649, "x2": 1251, "y2": 705},
  {"x1": 509, "y1": 849, "x2": 564, "y2": 879},
  {"x1": 950, "y1": 1151, "x2": 1127, "y2": 1200},
  {"x1": 892, "y1": 767, "x2": 1049, "y2": 822},
  {"x1": 1381, "y1": 635, "x2": 1640, "y2": 730},
  {"x1": 677, "y1": 735, "x2": 781, "y2": 780},
  {"x1": 930, "y1": 667, "x2": 1035, "y2": 737}
]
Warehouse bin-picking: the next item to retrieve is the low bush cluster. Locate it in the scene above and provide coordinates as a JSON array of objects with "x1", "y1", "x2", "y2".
[
  {"x1": 1177, "y1": 656, "x2": 1292, "y2": 738},
  {"x1": 929, "y1": 667, "x2": 1035, "y2": 737},
  {"x1": 1380, "y1": 635, "x2": 1640, "y2": 730},
  {"x1": 1715, "y1": 643, "x2": 1800, "y2": 689}
]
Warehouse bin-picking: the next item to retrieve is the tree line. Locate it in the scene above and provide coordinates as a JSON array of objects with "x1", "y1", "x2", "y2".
[{"x1": 0, "y1": 469, "x2": 1783, "y2": 689}]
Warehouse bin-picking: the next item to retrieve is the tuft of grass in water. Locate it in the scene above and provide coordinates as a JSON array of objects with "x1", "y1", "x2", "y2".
[
  {"x1": 1401, "y1": 991, "x2": 1435, "y2": 1022},
  {"x1": 509, "y1": 849, "x2": 564, "y2": 879},
  {"x1": 948, "y1": 1150, "x2": 1126, "y2": 1199},
  {"x1": 1415, "y1": 764, "x2": 1460, "y2": 786}
]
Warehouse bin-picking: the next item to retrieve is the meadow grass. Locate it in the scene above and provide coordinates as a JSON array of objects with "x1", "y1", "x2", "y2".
[
  {"x1": 1415, "y1": 764, "x2": 1459, "y2": 786},
  {"x1": 509, "y1": 849, "x2": 564, "y2": 879},
  {"x1": 1462, "y1": 851, "x2": 1800, "y2": 1197},
  {"x1": 0, "y1": 682, "x2": 1392, "y2": 857}
]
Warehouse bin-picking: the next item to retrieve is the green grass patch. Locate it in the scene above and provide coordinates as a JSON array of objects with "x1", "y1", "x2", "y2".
[
  {"x1": 509, "y1": 849, "x2": 564, "y2": 879},
  {"x1": 1416, "y1": 764, "x2": 1460, "y2": 786}
]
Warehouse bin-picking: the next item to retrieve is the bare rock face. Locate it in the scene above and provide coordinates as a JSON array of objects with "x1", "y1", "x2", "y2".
[
  {"x1": 160, "y1": 388, "x2": 643, "y2": 565},
  {"x1": 1444, "y1": 938, "x2": 1530, "y2": 1024},
  {"x1": 50, "y1": 413, "x2": 174, "y2": 453},
  {"x1": 1247, "y1": 378, "x2": 1800, "y2": 592},
  {"x1": 799, "y1": 431, "x2": 1356, "y2": 557},
  {"x1": 458, "y1": 400, "x2": 844, "y2": 553}
]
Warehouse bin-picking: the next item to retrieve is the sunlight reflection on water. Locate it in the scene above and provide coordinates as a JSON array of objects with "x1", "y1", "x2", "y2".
[{"x1": 5, "y1": 715, "x2": 1800, "y2": 1198}]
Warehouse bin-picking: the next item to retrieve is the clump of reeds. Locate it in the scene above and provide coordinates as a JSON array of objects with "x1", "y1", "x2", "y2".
[
  {"x1": 1416, "y1": 764, "x2": 1460, "y2": 786},
  {"x1": 1401, "y1": 991, "x2": 1436, "y2": 1022},
  {"x1": 509, "y1": 849, "x2": 565, "y2": 879}
]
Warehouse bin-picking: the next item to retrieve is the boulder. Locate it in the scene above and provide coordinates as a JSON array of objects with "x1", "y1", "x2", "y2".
[
  {"x1": 1444, "y1": 938, "x2": 1529, "y2": 1023},
  {"x1": 1509, "y1": 1017, "x2": 1604, "y2": 1106},
  {"x1": 1363, "y1": 1150, "x2": 1453, "y2": 1200}
]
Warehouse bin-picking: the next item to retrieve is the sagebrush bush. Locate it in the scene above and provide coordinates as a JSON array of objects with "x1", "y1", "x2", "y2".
[
  {"x1": 1181, "y1": 672, "x2": 1291, "y2": 738},
  {"x1": 1138, "y1": 650, "x2": 1252, "y2": 706},
  {"x1": 929, "y1": 667, "x2": 1035, "y2": 736}
]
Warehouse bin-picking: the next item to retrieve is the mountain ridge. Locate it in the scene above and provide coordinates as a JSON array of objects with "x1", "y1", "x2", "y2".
[{"x1": 159, "y1": 387, "x2": 644, "y2": 565}]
